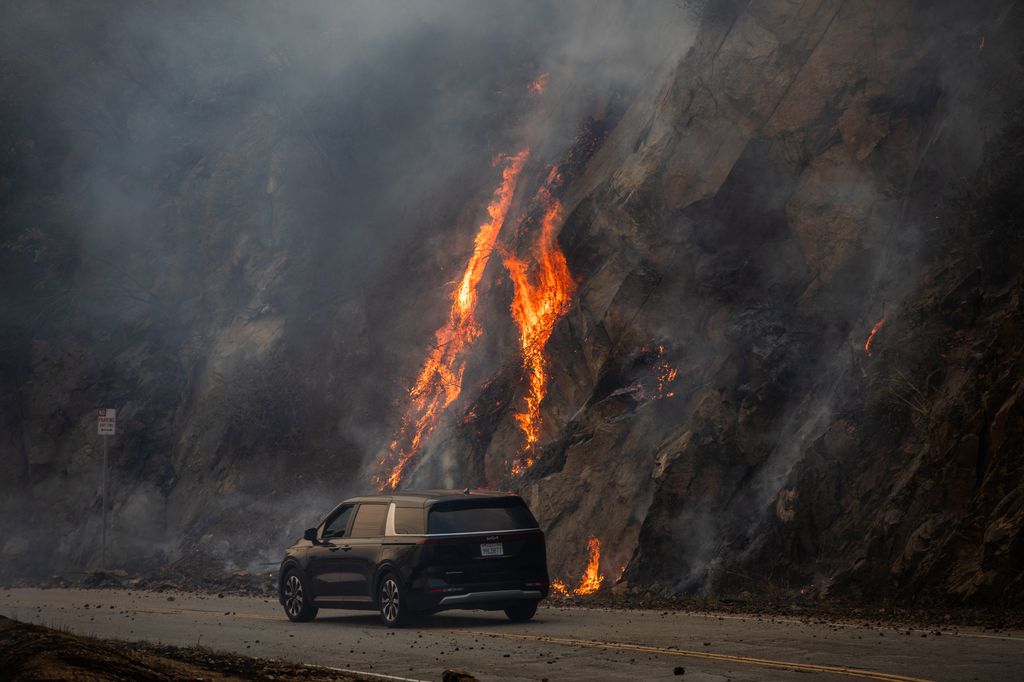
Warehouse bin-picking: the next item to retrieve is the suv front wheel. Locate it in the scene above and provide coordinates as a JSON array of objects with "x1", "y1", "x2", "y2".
[{"x1": 282, "y1": 571, "x2": 318, "y2": 622}]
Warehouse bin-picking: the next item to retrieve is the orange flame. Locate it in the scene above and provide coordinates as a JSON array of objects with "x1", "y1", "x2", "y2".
[
  {"x1": 504, "y1": 191, "x2": 575, "y2": 471},
  {"x1": 528, "y1": 73, "x2": 549, "y2": 94},
  {"x1": 374, "y1": 150, "x2": 530, "y2": 490},
  {"x1": 549, "y1": 537, "x2": 605, "y2": 597},
  {"x1": 864, "y1": 318, "x2": 885, "y2": 357},
  {"x1": 574, "y1": 536, "x2": 604, "y2": 595}
]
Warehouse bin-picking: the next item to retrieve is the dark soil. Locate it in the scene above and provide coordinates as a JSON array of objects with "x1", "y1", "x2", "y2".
[{"x1": 0, "y1": 615, "x2": 369, "y2": 681}]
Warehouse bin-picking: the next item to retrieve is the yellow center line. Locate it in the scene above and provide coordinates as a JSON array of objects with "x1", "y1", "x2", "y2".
[
  {"x1": 43, "y1": 602, "x2": 937, "y2": 681},
  {"x1": 459, "y1": 630, "x2": 934, "y2": 682}
]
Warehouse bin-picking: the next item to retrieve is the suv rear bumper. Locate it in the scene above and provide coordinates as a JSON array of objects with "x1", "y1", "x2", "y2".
[{"x1": 437, "y1": 589, "x2": 543, "y2": 607}]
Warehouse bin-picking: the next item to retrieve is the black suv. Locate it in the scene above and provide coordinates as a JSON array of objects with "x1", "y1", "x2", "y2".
[{"x1": 278, "y1": 489, "x2": 550, "y2": 626}]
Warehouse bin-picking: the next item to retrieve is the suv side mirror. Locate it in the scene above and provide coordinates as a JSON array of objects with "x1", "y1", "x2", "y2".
[{"x1": 303, "y1": 527, "x2": 318, "y2": 543}]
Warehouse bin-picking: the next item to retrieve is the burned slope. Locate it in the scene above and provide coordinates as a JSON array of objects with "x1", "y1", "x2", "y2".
[{"x1": 421, "y1": 0, "x2": 1024, "y2": 606}]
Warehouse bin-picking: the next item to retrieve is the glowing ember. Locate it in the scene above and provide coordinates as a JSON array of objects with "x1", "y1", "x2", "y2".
[
  {"x1": 864, "y1": 318, "x2": 886, "y2": 357},
  {"x1": 374, "y1": 150, "x2": 530, "y2": 490},
  {"x1": 653, "y1": 345, "x2": 679, "y2": 399},
  {"x1": 504, "y1": 190, "x2": 575, "y2": 471},
  {"x1": 550, "y1": 579, "x2": 569, "y2": 597},
  {"x1": 528, "y1": 73, "x2": 549, "y2": 94}
]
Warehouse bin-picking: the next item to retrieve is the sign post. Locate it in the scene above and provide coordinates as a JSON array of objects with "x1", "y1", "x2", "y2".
[{"x1": 97, "y1": 408, "x2": 116, "y2": 571}]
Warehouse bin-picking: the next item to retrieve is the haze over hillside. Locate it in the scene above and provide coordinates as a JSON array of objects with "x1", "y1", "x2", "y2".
[{"x1": 2, "y1": 0, "x2": 1022, "y2": 607}]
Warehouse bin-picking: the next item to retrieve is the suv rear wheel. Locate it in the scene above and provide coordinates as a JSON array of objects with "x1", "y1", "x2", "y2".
[
  {"x1": 378, "y1": 573, "x2": 409, "y2": 627},
  {"x1": 504, "y1": 600, "x2": 538, "y2": 622},
  {"x1": 282, "y1": 571, "x2": 318, "y2": 622}
]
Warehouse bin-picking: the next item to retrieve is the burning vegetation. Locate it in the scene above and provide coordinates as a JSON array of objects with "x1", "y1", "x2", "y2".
[
  {"x1": 551, "y1": 536, "x2": 605, "y2": 597},
  {"x1": 504, "y1": 190, "x2": 576, "y2": 472},
  {"x1": 552, "y1": 532, "x2": 606, "y2": 593},
  {"x1": 374, "y1": 150, "x2": 529, "y2": 490},
  {"x1": 652, "y1": 345, "x2": 679, "y2": 400},
  {"x1": 375, "y1": 103, "x2": 613, "y2": 487}
]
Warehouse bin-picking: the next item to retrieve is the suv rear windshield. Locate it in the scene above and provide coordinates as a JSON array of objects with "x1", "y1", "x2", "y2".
[{"x1": 427, "y1": 498, "x2": 539, "y2": 534}]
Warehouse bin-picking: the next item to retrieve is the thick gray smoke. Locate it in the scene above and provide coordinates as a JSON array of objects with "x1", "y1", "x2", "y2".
[{"x1": 0, "y1": 1, "x2": 695, "y2": 577}]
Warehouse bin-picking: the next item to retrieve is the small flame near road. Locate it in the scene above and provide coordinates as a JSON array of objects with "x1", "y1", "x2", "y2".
[
  {"x1": 552, "y1": 536, "x2": 605, "y2": 597},
  {"x1": 374, "y1": 150, "x2": 530, "y2": 490},
  {"x1": 576, "y1": 536, "x2": 604, "y2": 594},
  {"x1": 864, "y1": 317, "x2": 886, "y2": 357}
]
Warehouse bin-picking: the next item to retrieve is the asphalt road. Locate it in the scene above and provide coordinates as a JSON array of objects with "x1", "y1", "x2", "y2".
[{"x1": 1, "y1": 588, "x2": 1020, "y2": 681}]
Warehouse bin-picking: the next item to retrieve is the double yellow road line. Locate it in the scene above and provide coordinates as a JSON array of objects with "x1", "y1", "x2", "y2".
[
  {"x1": 464, "y1": 630, "x2": 934, "y2": 682},
  {"x1": 126, "y1": 604, "x2": 933, "y2": 680}
]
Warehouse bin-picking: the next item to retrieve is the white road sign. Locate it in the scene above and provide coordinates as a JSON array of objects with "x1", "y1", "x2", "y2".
[{"x1": 98, "y1": 408, "x2": 117, "y2": 436}]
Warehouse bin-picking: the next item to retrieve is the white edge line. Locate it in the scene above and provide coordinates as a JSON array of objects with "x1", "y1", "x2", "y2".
[{"x1": 303, "y1": 662, "x2": 430, "y2": 682}]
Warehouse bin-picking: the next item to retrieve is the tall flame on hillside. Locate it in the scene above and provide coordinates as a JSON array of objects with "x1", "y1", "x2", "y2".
[
  {"x1": 503, "y1": 189, "x2": 575, "y2": 472},
  {"x1": 374, "y1": 150, "x2": 529, "y2": 490}
]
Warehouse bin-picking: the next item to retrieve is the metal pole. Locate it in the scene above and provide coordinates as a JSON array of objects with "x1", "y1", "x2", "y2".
[{"x1": 102, "y1": 434, "x2": 107, "y2": 571}]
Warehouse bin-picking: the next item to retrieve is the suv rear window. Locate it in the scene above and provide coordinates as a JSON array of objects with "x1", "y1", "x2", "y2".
[
  {"x1": 427, "y1": 498, "x2": 539, "y2": 534},
  {"x1": 394, "y1": 506, "x2": 424, "y2": 534}
]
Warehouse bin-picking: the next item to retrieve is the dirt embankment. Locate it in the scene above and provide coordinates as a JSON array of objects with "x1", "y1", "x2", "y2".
[{"x1": 0, "y1": 615, "x2": 373, "y2": 682}]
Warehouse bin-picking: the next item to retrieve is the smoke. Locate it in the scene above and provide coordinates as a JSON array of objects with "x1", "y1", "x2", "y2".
[
  {"x1": 0, "y1": 0, "x2": 697, "y2": 575},
  {"x1": 8, "y1": 0, "x2": 1013, "y2": 603}
]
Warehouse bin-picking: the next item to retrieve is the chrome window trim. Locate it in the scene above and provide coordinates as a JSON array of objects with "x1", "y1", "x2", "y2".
[
  {"x1": 424, "y1": 528, "x2": 540, "y2": 538},
  {"x1": 385, "y1": 502, "x2": 397, "y2": 536}
]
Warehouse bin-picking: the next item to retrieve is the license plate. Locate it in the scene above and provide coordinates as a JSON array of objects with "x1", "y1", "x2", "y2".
[{"x1": 480, "y1": 542, "x2": 504, "y2": 557}]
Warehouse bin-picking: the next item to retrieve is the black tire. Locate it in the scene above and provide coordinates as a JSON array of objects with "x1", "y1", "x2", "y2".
[
  {"x1": 504, "y1": 600, "x2": 539, "y2": 622},
  {"x1": 281, "y1": 570, "x2": 318, "y2": 622},
  {"x1": 378, "y1": 572, "x2": 410, "y2": 628}
]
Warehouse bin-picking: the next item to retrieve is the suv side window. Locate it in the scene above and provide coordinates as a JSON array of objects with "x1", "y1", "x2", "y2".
[
  {"x1": 350, "y1": 504, "x2": 388, "y2": 538},
  {"x1": 323, "y1": 505, "x2": 354, "y2": 539}
]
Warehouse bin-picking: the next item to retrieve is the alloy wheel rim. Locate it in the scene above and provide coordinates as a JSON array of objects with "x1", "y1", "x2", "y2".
[
  {"x1": 381, "y1": 578, "x2": 399, "y2": 622},
  {"x1": 284, "y1": 575, "x2": 303, "y2": 617}
]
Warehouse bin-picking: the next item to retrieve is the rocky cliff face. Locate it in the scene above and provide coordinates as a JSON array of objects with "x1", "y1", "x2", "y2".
[
  {"x1": 404, "y1": 0, "x2": 1024, "y2": 606},
  {"x1": 2, "y1": 1, "x2": 1021, "y2": 607}
]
